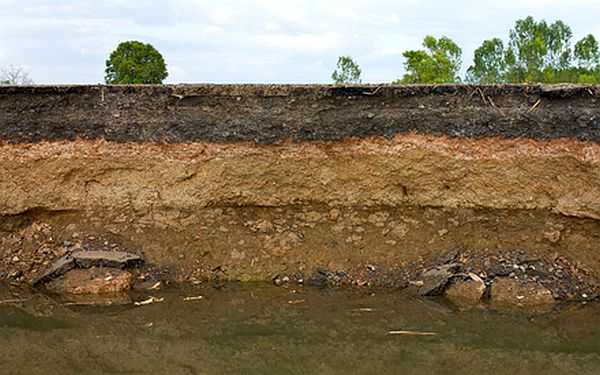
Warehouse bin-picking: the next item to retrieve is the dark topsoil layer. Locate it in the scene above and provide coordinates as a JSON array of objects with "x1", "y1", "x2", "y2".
[{"x1": 1, "y1": 84, "x2": 600, "y2": 143}]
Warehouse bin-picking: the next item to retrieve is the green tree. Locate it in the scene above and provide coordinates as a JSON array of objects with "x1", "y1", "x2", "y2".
[
  {"x1": 574, "y1": 34, "x2": 600, "y2": 69},
  {"x1": 331, "y1": 56, "x2": 362, "y2": 84},
  {"x1": 466, "y1": 38, "x2": 507, "y2": 83},
  {"x1": 467, "y1": 17, "x2": 600, "y2": 84},
  {"x1": 506, "y1": 17, "x2": 572, "y2": 82},
  {"x1": 574, "y1": 34, "x2": 600, "y2": 83},
  {"x1": 105, "y1": 41, "x2": 168, "y2": 84},
  {"x1": 397, "y1": 36, "x2": 462, "y2": 84}
]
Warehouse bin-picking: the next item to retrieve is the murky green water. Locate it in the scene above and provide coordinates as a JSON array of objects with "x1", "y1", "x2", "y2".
[{"x1": 1, "y1": 284, "x2": 599, "y2": 375}]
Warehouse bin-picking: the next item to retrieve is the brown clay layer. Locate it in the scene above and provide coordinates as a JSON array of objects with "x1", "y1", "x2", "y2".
[{"x1": 2, "y1": 135, "x2": 600, "y2": 218}]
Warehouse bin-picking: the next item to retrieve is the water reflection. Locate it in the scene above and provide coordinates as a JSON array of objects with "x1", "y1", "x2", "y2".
[{"x1": 0, "y1": 284, "x2": 599, "y2": 374}]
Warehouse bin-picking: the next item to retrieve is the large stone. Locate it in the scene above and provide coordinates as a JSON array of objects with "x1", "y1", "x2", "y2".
[
  {"x1": 417, "y1": 263, "x2": 461, "y2": 296},
  {"x1": 32, "y1": 250, "x2": 143, "y2": 286},
  {"x1": 46, "y1": 268, "x2": 134, "y2": 295},
  {"x1": 71, "y1": 251, "x2": 144, "y2": 269},
  {"x1": 445, "y1": 276, "x2": 486, "y2": 305},
  {"x1": 491, "y1": 278, "x2": 555, "y2": 307},
  {"x1": 31, "y1": 255, "x2": 76, "y2": 286}
]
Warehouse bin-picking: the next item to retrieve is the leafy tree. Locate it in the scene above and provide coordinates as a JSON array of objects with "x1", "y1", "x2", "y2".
[
  {"x1": 466, "y1": 38, "x2": 507, "y2": 83},
  {"x1": 331, "y1": 56, "x2": 362, "y2": 84},
  {"x1": 467, "y1": 16, "x2": 600, "y2": 84},
  {"x1": 0, "y1": 65, "x2": 34, "y2": 85},
  {"x1": 573, "y1": 34, "x2": 600, "y2": 83},
  {"x1": 506, "y1": 17, "x2": 572, "y2": 82},
  {"x1": 105, "y1": 41, "x2": 168, "y2": 84},
  {"x1": 574, "y1": 34, "x2": 600, "y2": 69},
  {"x1": 397, "y1": 36, "x2": 462, "y2": 84}
]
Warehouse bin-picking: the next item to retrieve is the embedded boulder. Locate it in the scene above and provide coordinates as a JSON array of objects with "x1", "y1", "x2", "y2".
[
  {"x1": 491, "y1": 278, "x2": 555, "y2": 307},
  {"x1": 445, "y1": 274, "x2": 487, "y2": 305},
  {"x1": 46, "y1": 268, "x2": 134, "y2": 295}
]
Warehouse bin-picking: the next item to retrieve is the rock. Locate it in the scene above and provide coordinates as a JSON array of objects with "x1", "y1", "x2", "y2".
[
  {"x1": 491, "y1": 278, "x2": 555, "y2": 307},
  {"x1": 543, "y1": 230, "x2": 561, "y2": 243},
  {"x1": 445, "y1": 274, "x2": 486, "y2": 305},
  {"x1": 32, "y1": 250, "x2": 143, "y2": 286},
  {"x1": 328, "y1": 209, "x2": 341, "y2": 221},
  {"x1": 31, "y1": 254, "x2": 76, "y2": 285},
  {"x1": 71, "y1": 250, "x2": 144, "y2": 269},
  {"x1": 417, "y1": 263, "x2": 461, "y2": 296},
  {"x1": 272, "y1": 275, "x2": 288, "y2": 286},
  {"x1": 46, "y1": 268, "x2": 134, "y2": 295}
]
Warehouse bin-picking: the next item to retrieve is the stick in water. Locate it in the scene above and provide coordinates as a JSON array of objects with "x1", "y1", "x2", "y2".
[{"x1": 388, "y1": 330, "x2": 438, "y2": 336}]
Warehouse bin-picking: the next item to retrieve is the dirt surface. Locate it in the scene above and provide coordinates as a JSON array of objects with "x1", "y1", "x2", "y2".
[
  {"x1": 2, "y1": 202, "x2": 600, "y2": 302},
  {"x1": 1, "y1": 84, "x2": 600, "y2": 143}
]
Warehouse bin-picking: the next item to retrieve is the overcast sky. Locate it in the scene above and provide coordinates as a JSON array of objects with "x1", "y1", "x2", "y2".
[{"x1": 1, "y1": 0, "x2": 600, "y2": 84}]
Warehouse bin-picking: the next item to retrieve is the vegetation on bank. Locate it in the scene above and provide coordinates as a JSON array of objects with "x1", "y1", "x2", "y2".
[
  {"x1": 1, "y1": 16, "x2": 598, "y2": 86},
  {"x1": 334, "y1": 16, "x2": 600, "y2": 84}
]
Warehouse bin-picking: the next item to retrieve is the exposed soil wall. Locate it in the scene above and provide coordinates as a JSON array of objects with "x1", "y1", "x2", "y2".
[
  {"x1": 1, "y1": 84, "x2": 600, "y2": 303},
  {"x1": 1, "y1": 84, "x2": 600, "y2": 143}
]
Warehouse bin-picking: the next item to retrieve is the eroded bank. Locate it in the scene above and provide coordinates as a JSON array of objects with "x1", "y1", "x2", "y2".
[{"x1": 1, "y1": 84, "x2": 600, "y2": 305}]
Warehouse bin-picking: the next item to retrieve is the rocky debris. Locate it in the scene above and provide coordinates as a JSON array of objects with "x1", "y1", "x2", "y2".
[
  {"x1": 71, "y1": 250, "x2": 143, "y2": 269},
  {"x1": 46, "y1": 268, "x2": 134, "y2": 295},
  {"x1": 403, "y1": 248, "x2": 600, "y2": 307},
  {"x1": 32, "y1": 250, "x2": 144, "y2": 286},
  {"x1": 409, "y1": 249, "x2": 600, "y2": 303},
  {"x1": 445, "y1": 274, "x2": 486, "y2": 305},
  {"x1": 414, "y1": 263, "x2": 461, "y2": 296},
  {"x1": 307, "y1": 267, "x2": 350, "y2": 287},
  {"x1": 491, "y1": 278, "x2": 555, "y2": 307},
  {"x1": 273, "y1": 274, "x2": 291, "y2": 286},
  {"x1": 273, "y1": 268, "x2": 351, "y2": 288}
]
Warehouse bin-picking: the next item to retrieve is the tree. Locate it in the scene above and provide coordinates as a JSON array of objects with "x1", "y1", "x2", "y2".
[
  {"x1": 397, "y1": 36, "x2": 462, "y2": 84},
  {"x1": 573, "y1": 34, "x2": 600, "y2": 83},
  {"x1": 331, "y1": 56, "x2": 362, "y2": 84},
  {"x1": 105, "y1": 41, "x2": 168, "y2": 84},
  {"x1": 574, "y1": 34, "x2": 600, "y2": 69},
  {"x1": 506, "y1": 17, "x2": 573, "y2": 82},
  {"x1": 466, "y1": 38, "x2": 507, "y2": 83},
  {"x1": 0, "y1": 65, "x2": 34, "y2": 85},
  {"x1": 467, "y1": 17, "x2": 600, "y2": 84}
]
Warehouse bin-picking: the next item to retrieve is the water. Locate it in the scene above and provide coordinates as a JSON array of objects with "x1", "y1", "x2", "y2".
[{"x1": 1, "y1": 284, "x2": 599, "y2": 374}]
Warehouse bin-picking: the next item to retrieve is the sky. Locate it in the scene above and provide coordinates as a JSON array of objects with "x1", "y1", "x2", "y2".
[{"x1": 1, "y1": 0, "x2": 600, "y2": 84}]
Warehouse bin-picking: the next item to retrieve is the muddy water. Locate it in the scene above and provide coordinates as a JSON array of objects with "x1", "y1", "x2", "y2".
[{"x1": 1, "y1": 285, "x2": 599, "y2": 375}]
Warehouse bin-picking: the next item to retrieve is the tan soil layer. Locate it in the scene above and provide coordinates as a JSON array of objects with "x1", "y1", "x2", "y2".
[
  {"x1": 0, "y1": 134, "x2": 600, "y2": 298},
  {"x1": 2, "y1": 134, "x2": 600, "y2": 218}
]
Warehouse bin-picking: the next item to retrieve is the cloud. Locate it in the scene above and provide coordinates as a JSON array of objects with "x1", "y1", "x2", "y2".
[{"x1": 0, "y1": 0, "x2": 599, "y2": 83}]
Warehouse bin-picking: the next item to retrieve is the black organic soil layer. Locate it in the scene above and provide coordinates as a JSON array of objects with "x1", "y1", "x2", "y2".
[{"x1": 1, "y1": 84, "x2": 600, "y2": 143}]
